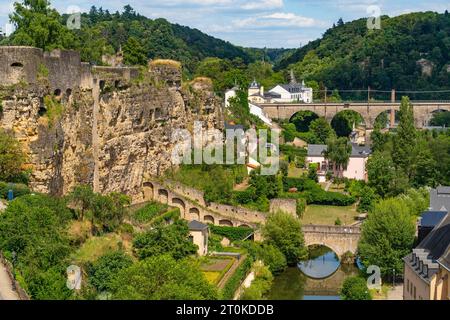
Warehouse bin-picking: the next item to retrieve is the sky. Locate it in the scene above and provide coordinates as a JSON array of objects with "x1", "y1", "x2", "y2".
[{"x1": 0, "y1": 0, "x2": 449, "y2": 48}]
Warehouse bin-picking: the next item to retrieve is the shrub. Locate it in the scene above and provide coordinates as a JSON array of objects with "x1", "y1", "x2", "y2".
[
  {"x1": 209, "y1": 225, "x2": 254, "y2": 242},
  {"x1": 132, "y1": 202, "x2": 168, "y2": 224},
  {"x1": 0, "y1": 182, "x2": 30, "y2": 199},
  {"x1": 240, "y1": 263, "x2": 273, "y2": 300},
  {"x1": 221, "y1": 256, "x2": 252, "y2": 300},
  {"x1": 88, "y1": 251, "x2": 133, "y2": 292},
  {"x1": 340, "y1": 276, "x2": 372, "y2": 300}
]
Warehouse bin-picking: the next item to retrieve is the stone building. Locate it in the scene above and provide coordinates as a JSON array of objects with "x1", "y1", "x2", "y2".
[
  {"x1": 188, "y1": 220, "x2": 209, "y2": 256},
  {"x1": 403, "y1": 186, "x2": 450, "y2": 300}
]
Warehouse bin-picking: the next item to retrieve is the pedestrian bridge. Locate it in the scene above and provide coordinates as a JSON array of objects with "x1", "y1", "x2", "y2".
[{"x1": 303, "y1": 225, "x2": 361, "y2": 257}]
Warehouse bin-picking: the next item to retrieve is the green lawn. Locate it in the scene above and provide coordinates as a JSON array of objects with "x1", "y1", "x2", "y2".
[{"x1": 301, "y1": 204, "x2": 359, "y2": 226}]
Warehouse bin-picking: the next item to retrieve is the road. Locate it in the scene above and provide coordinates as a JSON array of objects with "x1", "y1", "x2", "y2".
[{"x1": 0, "y1": 260, "x2": 19, "y2": 300}]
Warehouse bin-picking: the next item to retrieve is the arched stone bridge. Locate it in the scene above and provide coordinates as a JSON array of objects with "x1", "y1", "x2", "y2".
[
  {"x1": 141, "y1": 180, "x2": 266, "y2": 229},
  {"x1": 259, "y1": 102, "x2": 450, "y2": 129},
  {"x1": 303, "y1": 225, "x2": 361, "y2": 257}
]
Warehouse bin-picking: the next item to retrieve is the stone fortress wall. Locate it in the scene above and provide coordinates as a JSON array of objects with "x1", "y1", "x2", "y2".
[
  {"x1": 0, "y1": 46, "x2": 140, "y2": 94},
  {"x1": 0, "y1": 46, "x2": 223, "y2": 198}
]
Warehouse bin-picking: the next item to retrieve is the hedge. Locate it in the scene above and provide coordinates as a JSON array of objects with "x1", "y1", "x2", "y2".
[
  {"x1": 221, "y1": 256, "x2": 253, "y2": 300},
  {"x1": 282, "y1": 177, "x2": 355, "y2": 206},
  {"x1": 0, "y1": 182, "x2": 30, "y2": 199},
  {"x1": 209, "y1": 225, "x2": 254, "y2": 242},
  {"x1": 151, "y1": 207, "x2": 181, "y2": 225}
]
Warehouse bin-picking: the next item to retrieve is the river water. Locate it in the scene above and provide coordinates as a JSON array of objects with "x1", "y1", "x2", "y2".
[{"x1": 266, "y1": 245, "x2": 359, "y2": 300}]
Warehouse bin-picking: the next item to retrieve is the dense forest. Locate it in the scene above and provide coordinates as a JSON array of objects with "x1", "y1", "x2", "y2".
[
  {"x1": 0, "y1": 1, "x2": 289, "y2": 75},
  {"x1": 276, "y1": 12, "x2": 450, "y2": 100}
]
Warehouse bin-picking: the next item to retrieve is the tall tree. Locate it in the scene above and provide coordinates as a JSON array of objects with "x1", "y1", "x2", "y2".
[
  {"x1": 358, "y1": 198, "x2": 415, "y2": 279},
  {"x1": 309, "y1": 117, "x2": 334, "y2": 144},
  {"x1": 392, "y1": 97, "x2": 417, "y2": 179},
  {"x1": 262, "y1": 212, "x2": 308, "y2": 265},
  {"x1": 8, "y1": 0, "x2": 76, "y2": 50},
  {"x1": 123, "y1": 36, "x2": 147, "y2": 66},
  {"x1": 324, "y1": 136, "x2": 352, "y2": 178}
]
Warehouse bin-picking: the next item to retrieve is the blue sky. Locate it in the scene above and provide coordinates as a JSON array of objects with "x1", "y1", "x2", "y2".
[{"x1": 0, "y1": 0, "x2": 449, "y2": 48}]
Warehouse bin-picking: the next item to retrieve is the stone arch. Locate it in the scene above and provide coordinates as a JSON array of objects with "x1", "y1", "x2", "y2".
[
  {"x1": 305, "y1": 242, "x2": 342, "y2": 260},
  {"x1": 158, "y1": 189, "x2": 169, "y2": 204},
  {"x1": 142, "y1": 182, "x2": 154, "y2": 201},
  {"x1": 239, "y1": 224, "x2": 251, "y2": 228},
  {"x1": 188, "y1": 207, "x2": 200, "y2": 221},
  {"x1": 54, "y1": 88, "x2": 62, "y2": 97},
  {"x1": 203, "y1": 215, "x2": 215, "y2": 224},
  {"x1": 171, "y1": 197, "x2": 186, "y2": 217},
  {"x1": 11, "y1": 62, "x2": 24, "y2": 68},
  {"x1": 288, "y1": 110, "x2": 320, "y2": 132},
  {"x1": 426, "y1": 108, "x2": 450, "y2": 126},
  {"x1": 219, "y1": 219, "x2": 233, "y2": 227},
  {"x1": 330, "y1": 109, "x2": 366, "y2": 137},
  {"x1": 373, "y1": 109, "x2": 399, "y2": 129}
]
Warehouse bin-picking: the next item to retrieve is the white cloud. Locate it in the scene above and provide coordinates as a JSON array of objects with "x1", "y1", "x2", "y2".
[
  {"x1": 241, "y1": 0, "x2": 284, "y2": 10},
  {"x1": 233, "y1": 12, "x2": 324, "y2": 28}
]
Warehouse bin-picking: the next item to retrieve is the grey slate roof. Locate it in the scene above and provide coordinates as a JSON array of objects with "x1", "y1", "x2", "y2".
[
  {"x1": 188, "y1": 220, "x2": 209, "y2": 231},
  {"x1": 419, "y1": 211, "x2": 447, "y2": 228},
  {"x1": 429, "y1": 186, "x2": 450, "y2": 212},
  {"x1": 418, "y1": 213, "x2": 450, "y2": 260},
  {"x1": 307, "y1": 144, "x2": 372, "y2": 158}
]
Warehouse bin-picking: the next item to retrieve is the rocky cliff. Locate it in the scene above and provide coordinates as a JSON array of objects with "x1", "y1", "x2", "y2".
[{"x1": 0, "y1": 64, "x2": 223, "y2": 201}]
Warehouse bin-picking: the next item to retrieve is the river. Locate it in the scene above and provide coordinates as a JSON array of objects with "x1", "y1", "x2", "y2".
[{"x1": 266, "y1": 245, "x2": 359, "y2": 300}]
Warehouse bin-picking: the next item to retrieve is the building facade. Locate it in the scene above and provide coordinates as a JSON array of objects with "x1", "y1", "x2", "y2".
[
  {"x1": 306, "y1": 144, "x2": 371, "y2": 182},
  {"x1": 403, "y1": 187, "x2": 450, "y2": 300}
]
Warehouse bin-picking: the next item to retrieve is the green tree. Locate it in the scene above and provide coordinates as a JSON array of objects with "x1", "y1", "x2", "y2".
[
  {"x1": 262, "y1": 212, "x2": 308, "y2": 265},
  {"x1": 88, "y1": 251, "x2": 133, "y2": 292},
  {"x1": 392, "y1": 97, "x2": 417, "y2": 179},
  {"x1": 255, "y1": 243, "x2": 287, "y2": 275},
  {"x1": 8, "y1": 0, "x2": 76, "y2": 50},
  {"x1": 367, "y1": 151, "x2": 408, "y2": 197},
  {"x1": 358, "y1": 198, "x2": 415, "y2": 278},
  {"x1": 133, "y1": 220, "x2": 197, "y2": 260},
  {"x1": 123, "y1": 36, "x2": 148, "y2": 66},
  {"x1": 430, "y1": 111, "x2": 450, "y2": 127},
  {"x1": 0, "y1": 194, "x2": 73, "y2": 299},
  {"x1": 324, "y1": 136, "x2": 352, "y2": 178},
  {"x1": 0, "y1": 129, "x2": 27, "y2": 182},
  {"x1": 110, "y1": 255, "x2": 217, "y2": 300},
  {"x1": 340, "y1": 276, "x2": 372, "y2": 300},
  {"x1": 309, "y1": 117, "x2": 334, "y2": 144},
  {"x1": 290, "y1": 111, "x2": 319, "y2": 132}
]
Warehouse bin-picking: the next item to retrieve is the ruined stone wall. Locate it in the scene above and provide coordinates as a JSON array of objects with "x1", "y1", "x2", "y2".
[{"x1": 0, "y1": 62, "x2": 223, "y2": 198}]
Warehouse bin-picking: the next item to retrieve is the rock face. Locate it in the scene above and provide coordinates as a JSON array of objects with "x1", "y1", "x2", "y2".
[{"x1": 0, "y1": 65, "x2": 223, "y2": 201}]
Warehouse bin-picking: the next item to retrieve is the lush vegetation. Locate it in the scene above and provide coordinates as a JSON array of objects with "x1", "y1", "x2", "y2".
[
  {"x1": 277, "y1": 12, "x2": 450, "y2": 100},
  {"x1": 240, "y1": 262, "x2": 273, "y2": 300},
  {"x1": 0, "y1": 194, "x2": 73, "y2": 299},
  {"x1": 340, "y1": 276, "x2": 372, "y2": 300},
  {"x1": 131, "y1": 202, "x2": 168, "y2": 224},
  {"x1": 132, "y1": 220, "x2": 198, "y2": 260},
  {"x1": 0, "y1": 129, "x2": 28, "y2": 183},
  {"x1": 209, "y1": 225, "x2": 253, "y2": 243},
  {"x1": 262, "y1": 212, "x2": 308, "y2": 266},
  {"x1": 110, "y1": 254, "x2": 217, "y2": 300},
  {"x1": 221, "y1": 256, "x2": 252, "y2": 300}
]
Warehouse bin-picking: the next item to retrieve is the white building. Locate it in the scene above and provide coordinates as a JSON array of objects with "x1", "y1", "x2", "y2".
[
  {"x1": 268, "y1": 80, "x2": 313, "y2": 103},
  {"x1": 306, "y1": 144, "x2": 371, "y2": 182},
  {"x1": 225, "y1": 86, "x2": 237, "y2": 108}
]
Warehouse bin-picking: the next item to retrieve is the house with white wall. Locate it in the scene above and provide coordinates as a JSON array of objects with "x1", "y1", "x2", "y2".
[{"x1": 306, "y1": 144, "x2": 371, "y2": 182}]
